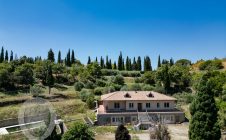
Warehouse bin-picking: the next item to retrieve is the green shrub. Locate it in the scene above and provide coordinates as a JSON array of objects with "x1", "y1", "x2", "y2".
[
  {"x1": 130, "y1": 83, "x2": 142, "y2": 91},
  {"x1": 96, "y1": 79, "x2": 106, "y2": 87},
  {"x1": 62, "y1": 122, "x2": 94, "y2": 140},
  {"x1": 222, "y1": 95, "x2": 226, "y2": 102},
  {"x1": 119, "y1": 71, "x2": 141, "y2": 77},
  {"x1": 102, "y1": 86, "x2": 115, "y2": 94},
  {"x1": 142, "y1": 84, "x2": 154, "y2": 91},
  {"x1": 134, "y1": 77, "x2": 142, "y2": 83},
  {"x1": 111, "y1": 75, "x2": 124, "y2": 85},
  {"x1": 94, "y1": 87, "x2": 104, "y2": 95},
  {"x1": 199, "y1": 60, "x2": 223, "y2": 70},
  {"x1": 86, "y1": 95, "x2": 95, "y2": 109},
  {"x1": 30, "y1": 85, "x2": 44, "y2": 97},
  {"x1": 79, "y1": 89, "x2": 93, "y2": 102},
  {"x1": 84, "y1": 81, "x2": 96, "y2": 89},
  {"x1": 101, "y1": 69, "x2": 119, "y2": 76},
  {"x1": 120, "y1": 85, "x2": 129, "y2": 91},
  {"x1": 74, "y1": 82, "x2": 84, "y2": 91},
  {"x1": 153, "y1": 86, "x2": 165, "y2": 93}
]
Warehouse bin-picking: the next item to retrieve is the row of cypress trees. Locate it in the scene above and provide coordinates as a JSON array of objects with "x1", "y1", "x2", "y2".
[{"x1": 0, "y1": 46, "x2": 14, "y2": 63}]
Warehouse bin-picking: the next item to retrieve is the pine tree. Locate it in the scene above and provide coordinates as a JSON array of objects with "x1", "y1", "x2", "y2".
[
  {"x1": 189, "y1": 72, "x2": 221, "y2": 140},
  {"x1": 87, "y1": 56, "x2": 91, "y2": 65},
  {"x1": 5, "y1": 50, "x2": 8, "y2": 62},
  {"x1": 157, "y1": 55, "x2": 161, "y2": 68},
  {"x1": 115, "y1": 124, "x2": 130, "y2": 140},
  {"x1": 0, "y1": 46, "x2": 4, "y2": 63},
  {"x1": 47, "y1": 48, "x2": 55, "y2": 62},
  {"x1": 10, "y1": 50, "x2": 13, "y2": 62},
  {"x1": 57, "y1": 51, "x2": 61, "y2": 63},
  {"x1": 137, "y1": 56, "x2": 142, "y2": 71},
  {"x1": 118, "y1": 52, "x2": 123, "y2": 70},
  {"x1": 71, "y1": 50, "x2": 75, "y2": 64}
]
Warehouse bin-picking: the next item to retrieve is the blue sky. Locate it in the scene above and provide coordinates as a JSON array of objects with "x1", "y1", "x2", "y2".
[{"x1": 0, "y1": 0, "x2": 226, "y2": 68}]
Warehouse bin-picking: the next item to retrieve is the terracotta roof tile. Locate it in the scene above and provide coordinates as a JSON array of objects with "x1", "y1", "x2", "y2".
[{"x1": 101, "y1": 91, "x2": 176, "y2": 101}]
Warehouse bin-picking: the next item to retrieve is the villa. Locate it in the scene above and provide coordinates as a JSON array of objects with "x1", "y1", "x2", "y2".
[{"x1": 96, "y1": 91, "x2": 185, "y2": 126}]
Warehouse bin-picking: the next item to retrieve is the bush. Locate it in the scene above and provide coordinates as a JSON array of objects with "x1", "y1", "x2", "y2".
[
  {"x1": 101, "y1": 69, "x2": 119, "y2": 76},
  {"x1": 84, "y1": 81, "x2": 96, "y2": 89},
  {"x1": 199, "y1": 60, "x2": 223, "y2": 70},
  {"x1": 120, "y1": 85, "x2": 129, "y2": 91},
  {"x1": 111, "y1": 75, "x2": 125, "y2": 85},
  {"x1": 96, "y1": 79, "x2": 106, "y2": 87},
  {"x1": 130, "y1": 83, "x2": 142, "y2": 91},
  {"x1": 153, "y1": 86, "x2": 165, "y2": 93},
  {"x1": 86, "y1": 95, "x2": 95, "y2": 109},
  {"x1": 102, "y1": 86, "x2": 115, "y2": 94},
  {"x1": 173, "y1": 92, "x2": 195, "y2": 104},
  {"x1": 94, "y1": 87, "x2": 104, "y2": 95},
  {"x1": 134, "y1": 77, "x2": 142, "y2": 83},
  {"x1": 142, "y1": 84, "x2": 154, "y2": 91},
  {"x1": 30, "y1": 85, "x2": 44, "y2": 97},
  {"x1": 79, "y1": 89, "x2": 93, "y2": 102},
  {"x1": 119, "y1": 71, "x2": 141, "y2": 77},
  {"x1": 74, "y1": 82, "x2": 84, "y2": 91},
  {"x1": 115, "y1": 125, "x2": 130, "y2": 140},
  {"x1": 62, "y1": 122, "x2": 94, "y2": 140},
  {"x1": 222, "y1": 95, "x2": 226, "y2": 102}
]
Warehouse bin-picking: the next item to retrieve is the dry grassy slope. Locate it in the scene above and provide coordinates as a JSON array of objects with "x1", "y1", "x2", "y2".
[{"x1": 191, "y1": 59, "x2": 226, "y2": 71}]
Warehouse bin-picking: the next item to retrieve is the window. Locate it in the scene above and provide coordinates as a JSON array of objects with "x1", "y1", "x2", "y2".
[
  {"x1": 131, "y1": 116, "x2": 137, "y2": 122},
  {"x1": 114, "y1": 103, "x2": 120, "y2": 109},
  {"x1": 164, "y1": 102, "x2": 170, "y2": 108},
  {"x1": 112, "y1": 116, "x2": 124, "y2": 123},
  {"x1": 146, "y1": 103, "x2": 151, "y2": 108},
  {"x1": 129, "y1": 103, "x2": 134, "y2": 108},
  {"x1": 157, "y1": 103, "x2": 160, "y2": 108}
]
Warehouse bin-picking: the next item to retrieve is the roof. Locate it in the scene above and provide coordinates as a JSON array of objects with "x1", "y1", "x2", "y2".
[{"x1": 101, "y1": 91, "x2": 177, "y2": 101}]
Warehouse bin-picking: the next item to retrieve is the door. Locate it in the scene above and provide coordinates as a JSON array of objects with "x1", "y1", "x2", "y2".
[{"x1": 138, "y1": 103, "x2": 142, "y2": 111}]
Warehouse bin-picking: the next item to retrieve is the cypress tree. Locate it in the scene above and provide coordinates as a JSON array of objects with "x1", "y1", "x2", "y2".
[
  {"x1": 0, "y1": 46, "x2": 4, "y2": 63},
  {"x1": 126, "y1": 56, "x2": 130, "y2": 71},
  {"x1": 106, "y1": 55, "x2": 109, "y2": 69},
  {"x1": 66, "y1": 49, "x2": 71, "y2": 66},
  {"x1": 87, "y1": 56, "x2": 91, "y2": 65},
  {"x1": 189, "y1": 72, "x2": 221, "y2": 140},
  {"x1": 47, "y1": 48, "x2": 55, "y2": 62},
  {"x1": 95, "y1": 57, "x2": 98, "y2": 62},
  {"x1": 118, "y1": 52, "x2": 123, "y2": 70},
  {"x1": 5, "y1": 50, "x2": 8, "y2": 62},
  {"x1": 170, "y1": 58, "x2": 174, "y2": 66},
  {"x1": 122, "y1": 58, "x2": 125, "y2": 70},
  {"x1": 129, "y1": 58, "x2": 132, "y2": 71},
  {"x1": 132, "y1": 57, "x2": 137, "y2": 71},
  {"x1": 157, "y1": 55, "x2": 161, "y2": 68},
  {"x1": 100, "y1": 56, "x2": 104, "y2": 68},
  {"x1": 71, "y1": 50, "x2": 75, "y2": 64},
  {"x1": 57, "y1": 51, "x2": 61, "y2": 63},
  {"x1": 109, "y1": 59, "x2": 112, "y2": 69},
  {"x1": 46, "y1": 64, "x2": 55, "y2": 94},
  {"x1": 113, "y1": 61, "x2": 117, "y2": 69},
  {"x1": 10, "y1": 50, "x2": 13, "y2": 62},
  {"x1": 144, "y1": 56, "x2": 152, "y2": 71},
  {"x1": 137, "y1": 56, "x2": 142, "y2": 71}
]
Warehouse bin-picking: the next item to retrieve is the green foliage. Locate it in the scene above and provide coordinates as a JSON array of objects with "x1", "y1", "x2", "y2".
[
  {"x1": 46, "y1": 63, "x2": 55, "y2": 94},
  {"x1": 142, "y1": 84, "x2": 154, "y2": 91},
  {"x1": 79, "y1": 89, "x2": 94, "y2": 102},
  {"x1": 189, "y1": 72, "x2": 221, "y2": 140},
  {"x1": 141, "y1": 71, "x2": 155, "y2": 85},
  {"x1": 94, "y1": 87, "x2": 104, "y2": 95},
  {"x1": 101, "y1": 69, "x2": 119, "y2": 76},
  {"x1": 84, "y1": 81, "x2": 96, "y2": 89},
  {"x1": 74, "y1": 82, "x2": 84, "y2": 91},
  {"x1": 173, "y1": 92, "x2": 194, "y2": 104},
  {"x1": 175, "y1": 59, "x2": 191, "y2": 67},
  {"x1": 30, "y1": 85, "x2": 44, "y2": 97},
  {"x1": 86, "y1": 95, "x2": 95, "y2": 109},
  {"x1": 47, "y1": 48, "x2": 55, "y2": 62},
  {"x1": 199, "y1": 59, "x2": 223, "y2": 70},
  {"x1": 62, "y1": 122, "x2": 94, "y2": 140},
  {"x1": 87, "y1": 62, "x2": 101, "y2": 78},
  {"x1": 115, "y1": 124, "x2": 130, "y2": 140},
  {"x1": 143, "y1": 56, "x2": 152, "y2": 71},
  {"x1": 156, "y1": 64, "x2": 170, "y2": 94},
  {"x1": 14, "y1": 63, "x2": 34, "y2": 86},
  {"x1": 111, "y1": 75, "x2": 125, "y2": 86},
  {"x1": 119, "y1": 71, "x2": 141, "y2": 77}
]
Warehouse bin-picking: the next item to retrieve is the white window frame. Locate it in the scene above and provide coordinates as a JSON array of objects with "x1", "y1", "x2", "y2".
[
  {"x1": 114, "y1": 102, "x2": 120, "y2": 109},
  {"x1": 146, "y1": 103, "x2": 151, "y2": 108},
  {"x1": 129, "y1": 103, "x2": 134, "y2": 108}
]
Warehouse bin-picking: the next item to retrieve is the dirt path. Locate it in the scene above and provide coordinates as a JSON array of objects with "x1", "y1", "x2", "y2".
[
  {"x1": 167, "y1": 123, "x2": 189, "y2": 140},
  {"x1": 95, "y1": 133, "x2": 150, "y2": 140}
]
